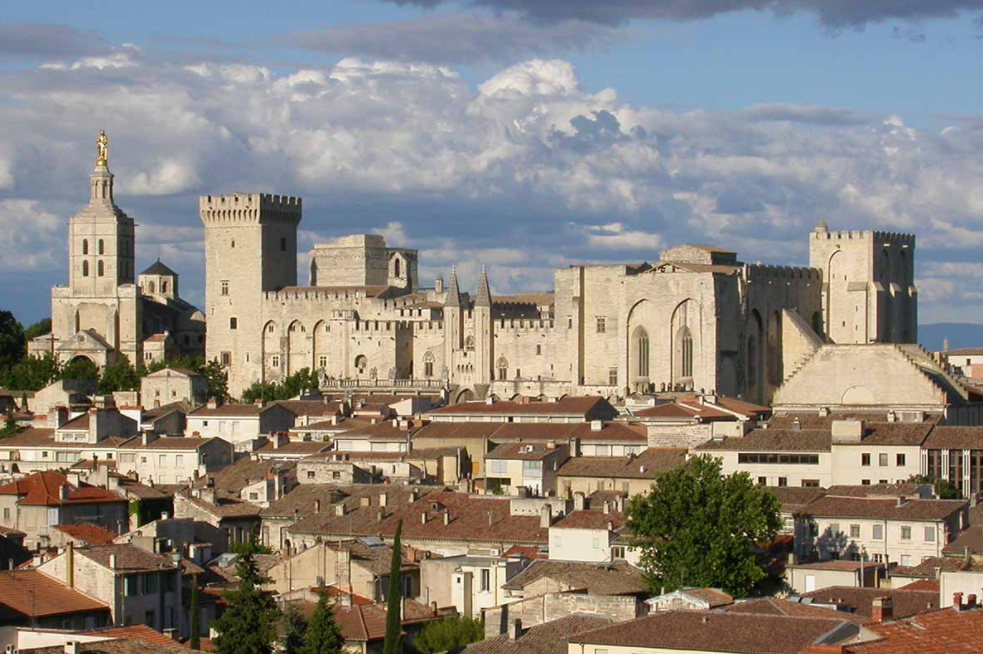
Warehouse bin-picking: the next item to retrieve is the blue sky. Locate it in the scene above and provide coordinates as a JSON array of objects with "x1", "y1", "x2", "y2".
[{"x1": 2, "y1": 0, "x2": 983, "y2": 329}]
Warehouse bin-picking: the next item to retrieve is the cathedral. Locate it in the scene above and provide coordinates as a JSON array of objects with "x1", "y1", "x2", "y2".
[
  {"x1": 30, "y1": 134, "x2": 918, "y2": 406},
  {"x1": 29, "y1": 133, "x2": 205, "y2": 368}
]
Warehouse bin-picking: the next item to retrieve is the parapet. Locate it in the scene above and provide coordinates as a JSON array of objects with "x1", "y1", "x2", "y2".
[
  {"x1": 745, "y1": 264, "x2": 821, "y2": 282},
  {"x1": 199, "y1": 192, "x2": 302, "y2": 223},
  {"x1": 811, "y1": 228, "x2": 915, "y2": 246}
]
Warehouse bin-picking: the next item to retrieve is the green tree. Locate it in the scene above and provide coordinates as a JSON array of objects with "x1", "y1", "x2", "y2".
[
  {"x1": 300, "y1": 588, "x2": 343, "y2": 654},
  {"x1": 414, "y1": 616, "x2": 484, "y2": 654},
  {"x1": 230, "y1": 535, "x2": 273, "y2": 556},
  {"x1": 98, "y1": 356, "x2": 140, "y2": 394},
  {"x1": 0, "y1": 311, "x2": 25, "y2": 374},
  {"x1": 213, "y1": 550, "x2": 280, "y2": 654},
  {"x1": 383, "y1": 520, "x2": 403, "y2": 654},
  {"x1": 144, "y1": 355, "x2": 229, "y2": 401},
  {"x1": 241, "y1": 368, "x2": 317, "y2": 404},
  {"x1": 909, "y1": 474, "x2": 961, "y2": 500},
  {"x1": 1, "y1": 353, "x2": 60, "y2": 391},
  {"x1": 23, "y1": 318, "x2": 52, "y2": 341},
  {"x1": 0, "y1": 413, "x2": 19, "y2": 439},
  {"x1": 59, "y1": 357, "x2": 99, "y2": 383},
  {"x1": 190, "y1": 575, "x2": 201, "y2": 650},
  {"x1": 281, "y1": 601, "x2": 309, "y2": 654},
  {"x1": 626, "y1": 455, "x2": 782, "y2": 598}
]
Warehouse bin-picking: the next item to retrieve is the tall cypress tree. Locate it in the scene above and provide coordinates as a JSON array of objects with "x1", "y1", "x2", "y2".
[
  {"x1": 213, "y1": 550, "x2": 280, "y2": 654},
  {"x1": 382, "y1": 520, "x2": 403, "y2": 654},
  {"x1": 282, "y1": 602, "x2": 310, "y2": 654},
  {"x1": 189, "y1": 575, "x2": 201, "y2": 650},
  {"x1": 300, "y1": 588, "x2": 342, "y2": 654}
]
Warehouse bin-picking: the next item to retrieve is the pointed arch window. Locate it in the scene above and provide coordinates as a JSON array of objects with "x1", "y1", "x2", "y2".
[
  {"x1": 635, "y1": 328, "x2": 650, "y2": 378},
  {"x1": 465, "y1": 335, "x2": 475, "y2": 350},
  {"x1": 394, "y1": 258, "x2": 401, "y2": 278},
  {"x1": 497, "y1": 357, "x2": 508, "y2": 381},
  {"x1": 423, "y1": 351, "x2": 435, "y2": 378},
  {"x1": 679, "y1": 326, "x2": 694, "y2": 378},
  {"x1": 747, "y1": 336, "x2": 758, "y2": 387}
]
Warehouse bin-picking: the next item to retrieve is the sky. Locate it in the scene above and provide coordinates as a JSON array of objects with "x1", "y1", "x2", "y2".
[{"x1": 3, "y1": 0, "x2": 983, "y2": 327}]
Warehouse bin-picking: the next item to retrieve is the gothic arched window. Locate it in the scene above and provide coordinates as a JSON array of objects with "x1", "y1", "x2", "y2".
[
  {"x1": 635, "y1": 327, "x2": 650, "y2": 378},
  {"x1": 394, "y1": 257, "x2": 401, "y2": 278},
  {"x1": 423, "y1": 351, "x2": 435, "y2": 378},
  {"x1": 679, "y1": 326, "x2": 694, "y2": 378},
  {"x1": 747, "y1": 336, "x2": 758, "y2": 387},
  {"x1": 497, "y1": 357, "x2": 508, "y2": 381},
  {"x1": 355, "y1": 355, "x2": 368, "y2": 375},
  {"x1": 465, "y1": 336, "x2": 475, "y2": 350}
]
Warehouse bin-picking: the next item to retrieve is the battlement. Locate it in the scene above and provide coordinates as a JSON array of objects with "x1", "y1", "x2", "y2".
[
  {"x1": 812, "y1": 228, "x2": 915, "y2": 246},
  {"x1": 745, "y1": 264, "x2": 821, "y2": 282},
  {"x1": 199, "y1": 192, "x2": 302, "y2": 223},
  {"x1": 495, "y1": 318, "x2": 557, "y2": 333}
]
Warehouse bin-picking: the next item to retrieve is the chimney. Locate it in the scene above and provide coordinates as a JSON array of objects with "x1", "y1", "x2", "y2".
[
  {"x1": 331, "y1": 415, "x2": 339, "y2": 426},
  {"x1": 568, "y1": 437, "x2": 579, "y2": 457},
  {"x1": 421, "y1": 512, "x2": 428, "y2": 524},
  {"x1": 507, "y1": 618, "x2": 523, "y2": 642},
  {"x1": 443, "y1": 512, "x2": 451, "y2": 526},
  {"x1": 64, "y1": 642, "x2": 80, "y2": 654},
  {"x1": 968, "y1": 594, "x2": 978, "y2": 607},
  {"x1": 606, "y1": 521, "x2": 613, "y2": 531},
  {"x1": 207, "y1": 397, "x2": 219, "y2": 409},
  {"x1": 871, "y1": 597, "x2": 893, "y2": 623},
  {"x1": 603, "y1": 501, "x2": 610, "y2": 515},
  {"x1": 886, "y1": 410, "x2": 897, "y2": 423},
  {"x1": 574, "y1": 492, "x2": 585, "y2": 511},
  {"x1": 818, "y1": 406, "x2": 829, "y2": 417},
  {"x1": 590, "y1": 420, "x2": 603, "y2": 432},
  {"x1": 360, "y1": 497, "x2": 370, "y2": 508},
  {"x1": 487, "y1": 512, "x2": 493, "y2": 526},
  {"x1": 335, "y1": 503, "x2": 346, "y2": 517},
  {"x1": 314, "y1": 500, "x2": 321, "y2": 514},
  {"x1": 792, "y1": 417, "x2": 801, "y2": 432},
  {"x1": 540, "y1": 504, "x2": 552, "y2": 529},
  {"x1": 953, "y1": 592, "x2": 964, "y2": 610},
  {"x1": 65, "y1": 541, "x2": 74, "y2": 589},
  {"x1": 59, "y1": 484, "x2": 69, "y2": 501},
  {"x1": 379, "y1": 492, "x2": 388, "y2": 507},
  {"x1": 109, "y1": 554, "x2": 117, "y2": 570},
  {"x1": 408, "y1": 490, "x2": 418, "y2": 503},
  {"x1": 254, "y1": 399, "x2": 265, "y2": 408},
  {"x1": 943, "y1": 338, "x2": 950, "y2": 353}
]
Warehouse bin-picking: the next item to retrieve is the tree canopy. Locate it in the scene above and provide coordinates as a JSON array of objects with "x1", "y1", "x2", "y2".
[
  {"x1": 414, "y1": 615, "x2": 484, "y2": 654},
  {"x1": 213, "y1": 550, "x2": 281, "y2": 654},
  {"x1": 626, "y1": 454, "x2": 782, "y2": 598},
  {"x1": 1, "y1": 353, "x2": 60, "y2": 391},
  {"x1": 23, "y1": 318, "x2": 51, "y2": 341},
  {"x1": 300, "y1": 588, "x2": 344, "y2": 654},
  {"x1": 59, "y1": 357, "x2": 100, "y2": 383},
  {"x1": 281, "y1": 602, "x2": 310, "y2": 654},
  {"x1": 242, "y1": 368, "x2": 318, "y2": 403},
  {"x1": 98, "y1": 356, "x2": 141, "y2": 394},
  {"x1": 0, "y1": 311, "x2": 25, "y2": 374}
]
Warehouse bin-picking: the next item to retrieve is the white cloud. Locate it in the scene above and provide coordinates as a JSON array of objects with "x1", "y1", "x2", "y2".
[
  {"x1": 3, "y1": 53, "x2": 983, "y2": 322},
  {"x1": 0, "y1": 200, "x2": 64, "y2": 272}
]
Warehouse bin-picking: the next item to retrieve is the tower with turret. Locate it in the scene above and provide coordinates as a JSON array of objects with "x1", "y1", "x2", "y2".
[{"x1": 200, "y1": 193, "x2": 302, "y2": 396}]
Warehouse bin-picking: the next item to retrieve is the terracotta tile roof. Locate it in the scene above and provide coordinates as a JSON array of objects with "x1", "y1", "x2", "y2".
[
  {"x1": 22, "y1": 640, "x2": 178, "y2": 654},
  {"x1": 297, "y1": 417, "x2": 371, "y2": 432},
  {"x1": 194, "y1": 458, "x2": 294, "y2": 499},
  {"x1": 557, "y1": 448, "x2": 687, "y2": 480},
  {"x1": 256, "y1": 441, "x2": 332, "y2": 455},
  {"x1": 0, "y1": 427, "x2": 56, "y2": 447},
  {"x1": 92, "y1": 624, "x2": 185, "y2": 648},
  {"x1": 567, "y1": 610, "x2": 850, "y2": 653},
  {"x1": 800, "y1": 586, "x2": 940, "y2": 620},
  {"x1": 465, "y1": 614, "x2": 614, "y2": 654},
  {"x1": 711, "y1": 396, "x2": 771, "y2": 416},
  {"x1": 898, "y1": 578, "x2": 940, "y2": 591},
  {"x1": 824, "y1": 484, "x2": 928, "y2": 499},
  {"x1": 766, "y1": 487, "x2": 828, "y2": 514},
  {"x1": 0, "y1": 525, "x2": 26, "y2": 537},
  {"x1": 258, "y1": 484, "x2": 352, "y2": 518},
  {"x1": 844, "y1": 607, "x2": 983, "y2": 654},
  {"x1": 287, "y1": 596, "x2": 441, "y2": 642},
  {"x1": 491, "y1": 421, "x2": 647, "y2": 443},
  {"x1": 59, "y1": 413, "x2": 91, "y2": 431},
  {"x1": 552, "y1": 510, "x2": 625, "y2": 530},
  {"x1": 76, "y1": 543, "x2": 179, "y2": 573},
  {"x1": 694, "y1": 429, "x2": 832, "y2": 452},
  {"x1": 0, "y1": 569, "x2": 110, "y2": 621},
  {"x1": 0, "y1": 471, "x2": 125, "y2": 507},
  {"x1": 121, "y1": 436, "x2": 218, "y2": 451},
  {"x1": 633, "y1": 401, "x2": 734, "y2": 420},
  {"x1": 801, "y1": 496, "x2": 966, "y2": 522},
  {"x1": 723, "y1": 597, "x2": 862, "y2": 623},
  {"x1": 486, "y1": 442, "x2": 567, "y2": 461},
  {"x1": 923, "y1": 426, "x2": 983, "y2": 450},
  {"x1": 54, "y1": 523, "x2": 118, "y2": 546},
  {"x1": 430, "y1": 396, "x2": 615, "y2": 418},
  {"x1": 272, "y1": 400, "x2": 342, "y2": 417},
  {"x1": 680, "y1": 587, "x2": 734, "y2": 607},
  {"x1": 183, "y1": 495, "x2": 263, "y2": 519},
  {"x1": 942, "y1": 524, "x2": 983, "y2": 556},
  {"x1": 502, "y1": 544, "x2": 548, "y2": 560},
  {"x1": 789, "y1": 560, "x2": 886, "y2": 573},
  {"x1": 333, "y1": 420, "x2": 424, "y2": 441},
  {"x1": 501, "y1": 560, "x2": 646, "y2": 595},
  {"x1": 892, "y1": 555, "x2": 978, "y2": 578}
]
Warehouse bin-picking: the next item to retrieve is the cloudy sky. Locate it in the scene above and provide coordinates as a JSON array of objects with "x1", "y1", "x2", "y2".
[{"x1": 3, "y1": 1, "x2": 983, "y2": 327}]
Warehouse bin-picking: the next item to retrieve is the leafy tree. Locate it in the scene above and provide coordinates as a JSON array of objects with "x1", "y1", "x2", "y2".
[
  {"x1": 59, "y1": 357, "x2": 99, "y2": 383},
  {"x1": 1, "y1": 353, "x2": 60, "y2": 391},
  {"x1": 230, "y1": 535, "x2": 274, "y2": 556},
  {"x1": 414, "y1": 616, "x2": 484, "y2": 654},
  {"x1": 190, "y1": 575, "x2": 201, "y2": 650},
  {"x1": 213, "y1": 549, "x2": 280, "y2": 654},
  {"x1": 281, "y1": 601, "x2": 309, "y2": 654},
  {"x1": 144, "y1": 354, "x2": 229, "y2": 401},
  {"x1": 383, "y1": 520, "x2": 403, "y2": 654},
  {"x1": 300, "y1": 588, "x2": 343, "y2": 654},
  {"x1": 626, "y1": 455, "x2": 782, "y2": 598},
  {"x1": 98, "y1": 356, "x2": 140, "y2": 394},
  {"x1": 23, "y1": 318, "x2": 52, "y2": 341},
  {"x1": 242, "y1": 368, "x2": 317, "y2": 404},
  {"x1": 0, "y1": 413, "x2": 19, "y2": 439},
  {"x1": 909, "y1": 474, "x2": 961, "y2": 500},
  {"x1": 0, "y1": 311, "x2": 25, "y2": 374}
]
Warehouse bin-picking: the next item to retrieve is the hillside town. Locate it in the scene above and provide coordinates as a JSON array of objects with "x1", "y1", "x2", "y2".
[{"x1": 1, "y1": 140, "x2": 983, "y2": 654}]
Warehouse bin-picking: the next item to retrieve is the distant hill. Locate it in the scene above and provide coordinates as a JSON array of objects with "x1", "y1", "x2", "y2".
[{"x1": 918, "y1": 323, "x2": 983, "y2": 352}]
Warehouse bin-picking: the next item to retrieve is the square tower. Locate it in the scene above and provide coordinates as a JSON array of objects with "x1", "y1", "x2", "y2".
[{"x1": 200, "y1": 193, "x2": 302, "y2": 396}]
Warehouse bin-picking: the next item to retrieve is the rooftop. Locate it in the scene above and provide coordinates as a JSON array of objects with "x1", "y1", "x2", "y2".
[
  {"x1": 53, "y1": 523, "x2": 118, "y2": 546},
  {"x1": 0, "y1": 471, "x2": 125, "y2": 507},
  {"x1": 464, "y1": 614, "x2": 614, "y2": 654},
  {"x1": 75, "y1": 543, "x2": 179, "y2": 573},
  {"x1": 501, "y1": 559, "x2": 645, "y2": 595},
  {"x1": 801, "y1": 586, "x2": 940, "y2": 620},
  {"x1": 0, "y1": 569, "x2": 109, "y2": 622},
  {"x1": 429, "y1": 396, "x2": 615, "y2": 418}
]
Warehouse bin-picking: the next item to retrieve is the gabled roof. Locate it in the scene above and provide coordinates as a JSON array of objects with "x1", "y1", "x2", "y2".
[
  {"x1": 557, "y1": 448, "x2": 687, "y2": 480},
  {"x1": 54, "y1": 523, "x2": 118, "y2": 546},
  {"x1": 801, "y1": 585, "x2": 941, "y2": 621},
  {"x1": 430, "y1": 396, "x2": 614, "y2": 418},
  {"x1": 0, "y1": 569, "x2": 109, "y2": 621},
  {"x1": 464, "y1": 614, "x2": 614, "y2": 654},
  {"x1": 0, "y1": 471, "x2": 124, "y2": 507},
  {"x1": 76, "y1": 543, "x2": 179, "y2": 573},
  {"x1": 844, "y1": 607, "x2": 983, "y2": 654},
  {"x1": 801, "y1": 496, "x2": 966, "y2": 522},
  {"x1": 501, "y1": 559, "x2": 645, "y2": 595}
]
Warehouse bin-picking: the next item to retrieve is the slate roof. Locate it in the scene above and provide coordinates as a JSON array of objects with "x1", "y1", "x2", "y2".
[{"x1": 140, "y1": 259, "x2": 177, "y2": 276}]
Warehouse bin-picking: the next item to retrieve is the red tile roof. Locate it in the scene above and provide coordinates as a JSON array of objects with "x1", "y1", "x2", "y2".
[
  {"x1": 430, "y1": 396, "x2": 614, "y2": 418},
  {"x1": 845, "y1": 607, "x2": 983, "y2": 654},
  {"x1": 76, "y1": 543, "x2": 180, "y2": 573},
  {"x1": 465, "y1": 614, "x2": 614, "y2": 654},
  {"x1": 801, "y1": 586, "x2": 940, "y2": 620},
  {"x1": 93, "y1": 624, "x2": 185, "y2": 648},
  {"x1": 0, "y1": 471, "x2": 125, "y2": 506},
  {"x1": 0, "y1": 569, "x2": 110, "y2": 621},
  {"x1": 552, "y1": 510, "x2": 625, "y2": 530},
  {"x1": 54, "y1": 523, "x2": 118, "y2": 546},
  {"x1": 802, "y1": 496, "x2": 966, "y2": 522}
]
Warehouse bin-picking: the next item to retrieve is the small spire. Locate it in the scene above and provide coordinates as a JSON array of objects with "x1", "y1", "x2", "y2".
[
  {"x1": 475, "y1": 265, "x2": 492, "y2": 308},
  {"x1": 445, "y1": 266, "x2": 461, "y2": 308},
  {"x1": 815, "y1": 218, "x2": 829, "y2": 233}
]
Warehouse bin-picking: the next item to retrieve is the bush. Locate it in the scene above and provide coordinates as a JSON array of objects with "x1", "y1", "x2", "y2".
[{"x1": 414, "y1": 615, "x2": 484, "y2": 654}]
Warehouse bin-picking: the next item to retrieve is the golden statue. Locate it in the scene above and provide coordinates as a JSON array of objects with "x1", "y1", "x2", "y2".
[{"x1": 96, "y1": 130, "x2": 108, "y2": 165}]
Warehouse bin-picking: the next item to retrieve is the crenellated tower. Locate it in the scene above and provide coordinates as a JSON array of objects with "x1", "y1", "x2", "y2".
[{"x1": 200, "y1": 192, "x2": 302, "y2": 397}]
